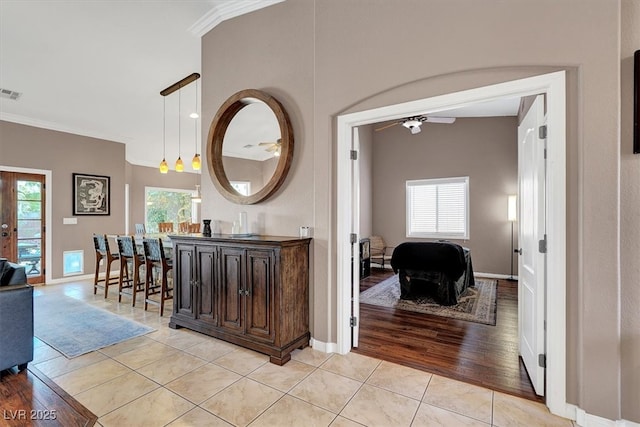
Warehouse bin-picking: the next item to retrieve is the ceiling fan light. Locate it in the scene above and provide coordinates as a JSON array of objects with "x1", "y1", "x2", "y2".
[
  {"x1": 192, "y1": 153, "x2": 201, "y2": 170},
  {"x1": 402, "y1": 119, "x2": 422, "y2": 129},
  {"x1": 410, "y1": 126, "x2": 422, "y2": 134},
  {"x1": 273, "y1": 149, "x2": 281, "y2": 157},
  {"x1": 175, "y1": 157, "x2": 184, "y2": 172},
  {"x1": 159, "y1": 158, "x2": 169, "y2": 174}
]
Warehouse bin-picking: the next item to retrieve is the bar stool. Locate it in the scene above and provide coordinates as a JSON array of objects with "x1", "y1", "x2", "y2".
[
  {"x1": 178, "y1": 221, "x2": 190, "y2": 233},
  {"x1": 142, "y1": 238, "x2": 173, "y2": 316},
  {"x1": 188, "y1": 223, "x2": 201, "y2": 233},
  {"x1": 92, "y1": 234, "x2": 120, "y2": 298},
  {"x1": 116, "y1": 235, "x2": 146, "y2": 306}
]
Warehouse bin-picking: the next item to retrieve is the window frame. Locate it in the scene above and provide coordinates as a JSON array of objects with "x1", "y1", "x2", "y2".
[
  {"x1": 405, "y1": 176, "x2": 470, "y2": 240},
  {"x1": 144, "y1": 186, "x2": 198, "y2": 232}
]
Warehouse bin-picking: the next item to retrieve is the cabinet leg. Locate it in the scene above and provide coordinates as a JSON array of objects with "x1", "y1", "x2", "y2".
[{"x1": 269, "y1": 353, "x2": 291, "y2": 366}]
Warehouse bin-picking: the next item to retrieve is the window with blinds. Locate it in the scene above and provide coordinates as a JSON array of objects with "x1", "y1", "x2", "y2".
[{"x1": 406, "y1": 176, "x2": 469, "y2": 239}]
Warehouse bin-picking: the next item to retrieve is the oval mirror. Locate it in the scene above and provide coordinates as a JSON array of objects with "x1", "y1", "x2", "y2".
[{"x1": 207, "y1": 89, "x2": 294, "y2": 204}]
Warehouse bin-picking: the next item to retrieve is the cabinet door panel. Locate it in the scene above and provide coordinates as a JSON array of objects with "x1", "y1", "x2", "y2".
[
  {"x1": 196, "y1": 246, "x2": 218, "y2": 325},
  {"x1": 175, "y1": 244, "x2": 195, "y2": 317},
  {"x1": 220, "y1": 247, "x2": 243, "y2": 332},
  {"x1": 245, "y1": 249, "x2": 275, "y2": 343}
]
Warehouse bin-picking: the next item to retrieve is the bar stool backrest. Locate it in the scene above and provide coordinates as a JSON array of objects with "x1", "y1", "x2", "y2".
[
  {"x1": 93, "y1": 234, "x2": 109, "y2": 255},
  {"x1": 117, "y1": 235, "x2": 138, "y2": 258},
  {"x1": 143, "y1": 238, "x2": 166, "y2": 262}
]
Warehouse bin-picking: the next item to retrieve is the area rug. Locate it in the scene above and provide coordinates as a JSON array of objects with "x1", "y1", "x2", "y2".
[
  {"x1": 33, "y1": 294, "x2": 155, "y2": 358},
  {"x1": 359, "y1": 275, "x2": 497, "y2": 325}
]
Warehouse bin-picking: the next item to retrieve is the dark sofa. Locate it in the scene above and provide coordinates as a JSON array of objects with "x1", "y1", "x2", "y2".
[
  {"x1": 0, "y1": 258, "x2": 33, "y2": 372},
  {"x1": 390, "y1": 242, "x2": 475, "y2": 306}
]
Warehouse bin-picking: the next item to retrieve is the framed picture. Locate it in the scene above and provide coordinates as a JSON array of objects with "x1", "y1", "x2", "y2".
[
  {"x1": 72, "y1": 173, "x2": 110, "y2": 215},
  {"x1": 634, "y1": 50, "x2": 640, "y2": 154}
]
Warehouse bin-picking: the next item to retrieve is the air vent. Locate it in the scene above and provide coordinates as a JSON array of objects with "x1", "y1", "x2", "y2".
[{"x1": 0, "y1": 88, "x2": 22, "y2": 100}]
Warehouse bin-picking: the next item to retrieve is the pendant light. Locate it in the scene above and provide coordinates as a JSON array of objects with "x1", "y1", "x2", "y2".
[
  {"x1": 191, "y1": 79, "x2": 201, "y2": 170},
  {"x1": 175, "y1": 87, "x2": 184, "y2": 172},
  {"x1": 159, "y1": 73, "x2": 200, "y2": 174},
  {"x1": 159, "y1": 97, "x2": 169, "y2": 173}
]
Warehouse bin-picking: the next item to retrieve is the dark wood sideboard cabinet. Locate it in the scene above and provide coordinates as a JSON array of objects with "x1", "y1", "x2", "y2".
[{"x1": 168, "y1": 235, "x2": 311, "y2": 365}]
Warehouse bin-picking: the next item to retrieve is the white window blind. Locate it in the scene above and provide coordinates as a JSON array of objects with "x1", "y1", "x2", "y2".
[{"x1": 406, "y1": 176, "x2": 469, "y2": 239}]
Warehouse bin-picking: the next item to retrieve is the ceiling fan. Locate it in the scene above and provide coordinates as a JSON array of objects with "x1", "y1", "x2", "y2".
[
  {"x1": 374, "y1": 115, "x2": 456, "y2": 134},
  {"x1": 258, "y1": 138, "x2": 282, "y2": 156}
]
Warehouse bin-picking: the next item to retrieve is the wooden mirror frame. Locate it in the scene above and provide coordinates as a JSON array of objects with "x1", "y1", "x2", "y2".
[{"x1": 206, "y1": 89, "x2": 294, "y2": 204}]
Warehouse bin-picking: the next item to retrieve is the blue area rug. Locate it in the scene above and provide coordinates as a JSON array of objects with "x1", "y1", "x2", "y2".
[{"x1": 33, "y1": 293, "x2": 155, "y2": 358}]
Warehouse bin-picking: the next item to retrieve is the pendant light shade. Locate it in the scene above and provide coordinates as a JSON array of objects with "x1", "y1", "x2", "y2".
[
  {"x1": 192, "y1": 154, "x2": 201, "y2": 170},
  {"x1": 159, "y1": 158, "x2": 169, "y2": 173},
  {"x1": 175, "y1": 157, "x2": 184, "y2": 172}
]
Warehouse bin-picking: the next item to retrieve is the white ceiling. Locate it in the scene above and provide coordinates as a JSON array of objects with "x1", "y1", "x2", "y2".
[
  {"x1": 0, "y1": 0, "x2": 283, "y2": 169},
  {"x1": 1, "y1": 0, "x2": 519, "y2": 169}
]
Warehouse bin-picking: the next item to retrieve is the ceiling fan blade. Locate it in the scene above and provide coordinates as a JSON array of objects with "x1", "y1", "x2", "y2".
[
  {"x1": 424, "y1": 116, "x2": 456, "y2": 124},
  {"x1": 374, "y1": 121, "x2": 400, "y2": 132},
  {"x1": 259, "y1": 142, "x2": 276, "y2": 146},
  {"x1": 265, "y1": 145, "x2": 278, "y2": 152}
]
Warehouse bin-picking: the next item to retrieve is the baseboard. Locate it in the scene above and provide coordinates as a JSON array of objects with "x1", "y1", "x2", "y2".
[
  {"x1": 46, "y1": 269, "x2": 118, "y2": 285},
  {"x1": 310, "y1": 338, "x2": 338, "y2": 354},
  {"x1": 46, "y1": 273, "x2": 95, "y2": 285},
  {"x1": 570, "y1": 405, "x2": 640, "y2": 427},
  {"x1": 474, "y1": 271, "x2": 518, "y2": 280}
]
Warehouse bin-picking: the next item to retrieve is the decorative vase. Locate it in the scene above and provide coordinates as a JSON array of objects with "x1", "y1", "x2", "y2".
[{"x1": 203, "y1": 219, "x2": 212, "y2": 237}]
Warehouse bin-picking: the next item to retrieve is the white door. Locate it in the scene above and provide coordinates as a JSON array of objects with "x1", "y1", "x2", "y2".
[{"x1": 517, "y1": 95, "x2": 546, "y2": 396}]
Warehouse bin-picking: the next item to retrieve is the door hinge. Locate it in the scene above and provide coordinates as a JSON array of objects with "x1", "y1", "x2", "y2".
[
  {"x1": 350, "y1": 233, "x2": 357, "y2": 244},
  {"x1": 350, "y1": 316, "x2": 358, "y2": 327},
  {"x1": 543, "y1": 148, "x2": 547, "y2": 159},
  {"x1": 350, "y1": 150, "x2": 358, "y2": 160},
  {"x1": 539, "y1": 125, "x2": 547, "y2": 139},
  {"x1": 538, "y1": 234, "x2": 547, "y2": 254},
  {"x1": 538, "y1": 353, "x2": 547, "y2": 368}
]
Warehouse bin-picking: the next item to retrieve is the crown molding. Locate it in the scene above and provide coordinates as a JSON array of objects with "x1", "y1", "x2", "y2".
[
  {"x1": 0, "y1": 112, "x2": 129, "y2": 145},
  {"x1": 189, "y1": 0, "x2": 285, "y2": 37}
]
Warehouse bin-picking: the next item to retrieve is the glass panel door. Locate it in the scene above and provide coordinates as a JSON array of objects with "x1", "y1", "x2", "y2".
[{"x1": 0, "y1": 172, "x2": 46, "y2": 284}]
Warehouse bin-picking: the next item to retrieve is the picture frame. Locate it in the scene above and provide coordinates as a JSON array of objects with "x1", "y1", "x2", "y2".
[
  {"x1": 72, "y1": 173, "x2": 110, "y2": 215},
  {"x1": 635, "y1": 49, "x2": 640, "y2": 154}
]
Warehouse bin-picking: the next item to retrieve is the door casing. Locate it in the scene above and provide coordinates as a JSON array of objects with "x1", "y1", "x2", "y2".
[
  {"x1": 0, "y1": 166, "x2": 53, "y2": 284},
  {"x1": 335, "y1": 71, "x2": 566, "y2": 416}
]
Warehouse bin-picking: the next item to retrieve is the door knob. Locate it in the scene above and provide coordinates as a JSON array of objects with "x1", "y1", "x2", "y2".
[{"x1": 515, "y1": 248, "x2": 523, "y2": 255}]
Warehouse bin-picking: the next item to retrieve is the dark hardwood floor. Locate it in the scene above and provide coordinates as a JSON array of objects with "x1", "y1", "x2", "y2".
[
  {"x1": 0, "y1": 365, "x2": 97, "y2": 426},
  {"x1": 353, "y1": 268, "x2": 543, "y2": 403}
]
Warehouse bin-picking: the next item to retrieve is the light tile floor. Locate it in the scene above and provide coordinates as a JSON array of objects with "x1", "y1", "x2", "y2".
[{"x1": 31, "y1": 280, "x2": 575, "y2": 427}]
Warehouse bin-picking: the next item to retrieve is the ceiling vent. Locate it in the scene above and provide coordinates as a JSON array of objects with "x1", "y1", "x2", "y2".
[{"x1": 0, "y1": 88, "x2": 22, "y2": 100}]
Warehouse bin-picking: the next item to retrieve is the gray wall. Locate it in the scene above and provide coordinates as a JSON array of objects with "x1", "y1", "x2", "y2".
[
  {"x1": 371, "y1": 117, "x2": 518, "y2": 276},
  {"x1": 0, "y1": 120, "x2": 201, "y2": 278},
  {"x1": 358, "y1": 125, "x2": 373, "y2": 238},
  {"x1": 200, "y1": 0, "x2": 633, "y2": 421},
  {"x1": 0, "y1": 121, "x2": 126, "y2": 279},
  {"x1": 620, "y1": 0, "x2": 639, "y2": 419}
]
